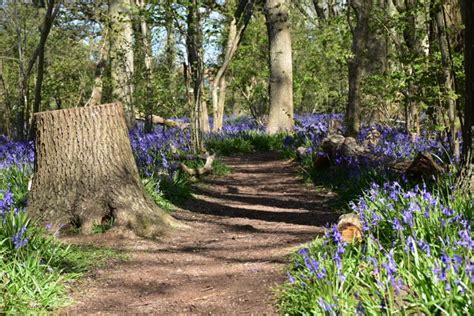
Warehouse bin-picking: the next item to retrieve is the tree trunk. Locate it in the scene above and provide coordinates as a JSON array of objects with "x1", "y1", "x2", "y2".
[
  {"x1": 186, "y1": 0, "x2": 206, "y2": 151},
  {"x1": 135, "y1": 0, "x2": 154, "y2": 133},
  {"x1": 211, "y1": 0, "x2": 256, "y2": 132},
  {"x1": 32, "y1": 0, "x2": 60, "y2": 122},
  {"x1": 164, "y1": 1, "x2": 176, "y2": 92},
  {"x1": 460, "y1": 0, "x2": 474, "y2": 196},
  {"x1": 200, "y1": 83, "x2": 210, "y2": 133},
  {"x1": 265, "y1": 0, "x2": 294, "y2": 134},
  {"x1": 28, "y1": 103, "x2": 179, "y2": 237},
  {"x1": 346, "y1": 0, "x2": 371, "y2": 136},
  {"x1": 14, "y1": 0, "x2": 57, "y2": 139},
  {"x1": 87, "y1": 32, "x2": 110, "y2": 107},
  {"x1": 435, "y1": 2, "x2": 460, "y2": 159},
  {"x1": 312, "y1": 0, "x2": 327, "y2": 20},
  {"x1": 110, "y1": 0, "x2": 135, "y2": 128},
  {"x1": 392, "y1": 0, "x2": 423, "y2": 137},
  {"x1": 0, "y1": 60, "x2": 10, "y2": 137},
  {"x1": 211, "y1": 17, "x2": 237, "y2": 132}
]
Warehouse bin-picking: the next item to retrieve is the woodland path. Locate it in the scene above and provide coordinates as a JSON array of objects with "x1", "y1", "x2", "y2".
[{"x1": 62, "y1": 153, "x2": 338, "y2": 315}]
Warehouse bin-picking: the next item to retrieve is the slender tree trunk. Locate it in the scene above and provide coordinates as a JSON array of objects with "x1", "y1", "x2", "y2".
[
  {"x1": 460, "y1": 0, "x2": 474, "y2": 195},
  {"x1": 393, "y1": 0, "x2": 423, "y2": 137},
  {"x1": 29, "y1": 103, "x2": 179, "y2": 237},
  {"x1": 15, "y1": 0, "x2": 53, "y2": 139},
  {"x1": 0, "y1": 60, "x2": 10, "y2": 137},
  {"x1": 135, "y1": 0, "x2": 154, "y2": 133},
  {"x1": 312, "y1": 0, "x2": 327, "y2": 20},
  {"x1": 435, "y1": 2, "x2": 460, "y2": 159},
  {"x1": 186, "y1": 0, "x2": 206, "y2": 151},
  {"x1": 200, "y1": 83, "x2": 210, "y2": 133},
  {"x1": 165, "y1": 1, "x2": 176, "y2": 92},
  {"x1": 110, "y1": 0, "x2": 135, "y2": 128},
  {"x1": 87, "y1": 35, "x2": 110, "y2": 107},
  {"x1": 211, "y1": 0, "x2": 256, "y2": 132},
  {"x1": 32, "y1": 0, "x2": 60, "y2": 121},
  {"x1": 211, "y1": 17, "x2": 237, "y2": 132},
  {"x1": 165, "y1": 15, "x2": 176, "y2": 71},
  {"x1": 265, "y1": 0, "x2": 294, "y2": 134},
  {"x1": 346, "y1": 0, "x2": 371, "y2": 136}
]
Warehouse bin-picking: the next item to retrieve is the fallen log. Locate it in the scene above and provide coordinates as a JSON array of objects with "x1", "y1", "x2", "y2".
[
  {"x1": 180, "y1": 154, "x2": 215, "y2": 177},
  {"x1": 135, "y1": 112, "x2": 190, "y2": 129}
]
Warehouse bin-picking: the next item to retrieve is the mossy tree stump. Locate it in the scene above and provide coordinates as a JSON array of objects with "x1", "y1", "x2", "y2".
[{"x1": 28, "y1": 103, "x2": 179, "y2": 237}]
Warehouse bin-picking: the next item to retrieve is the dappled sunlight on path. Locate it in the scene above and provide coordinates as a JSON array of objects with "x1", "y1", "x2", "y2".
[{"x1": 62, "y1": 153, "x2": 338, "y2": 315}]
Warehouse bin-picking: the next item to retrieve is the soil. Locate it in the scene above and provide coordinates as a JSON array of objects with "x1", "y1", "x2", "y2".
[{"x1": 61, "y1": 153, "x2": 339, "y2": 315}]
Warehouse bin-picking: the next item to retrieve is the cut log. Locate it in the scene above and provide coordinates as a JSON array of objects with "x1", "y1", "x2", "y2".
[
  {"x1": 341, "y1": 136, "x2": 365, "y2": 157},
  {"x1": 337, "y1": 213, "x2": 363, "y2": 243},
  {"x1": 180, "y1": 154, "x2": 215, "y2": 177},
  {"x1": 29, "y1": 103, "x2": 181, "y2": 237},
  {"x1": 406, "y1": 152, "x2": 445, "y2": 179},
  {"x1": 321, "y1": 134, "x2": 345, "y2": 159},
  {"x1": 321, "y1": 134, "x2": 365, "y2": 159}
]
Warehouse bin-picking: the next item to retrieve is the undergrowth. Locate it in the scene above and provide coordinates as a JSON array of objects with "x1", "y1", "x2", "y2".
[
  {"x1": 206, "y1": 130, "x2": 293, "y2": 156},
  {"x1": 278, "y1": 176, "x2": 473, "y2": 314},
  {"x1": 0, "y1": 166, "x2": 122, "y2": 313}
]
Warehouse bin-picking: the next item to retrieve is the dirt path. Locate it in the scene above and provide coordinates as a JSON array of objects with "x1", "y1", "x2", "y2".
[{"x1": 62, "y1": 153, "x2": 338, "y2": 315}]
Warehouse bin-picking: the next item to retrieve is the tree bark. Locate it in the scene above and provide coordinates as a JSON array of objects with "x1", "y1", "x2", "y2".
[
  {"x1": 346, "y1": 0, "x2": 371, "y2": 136},
  {"x1": 435, "y1": 2, "x2": 460, "y2": 159},
  {"x1": 28, "y1": 103, "x2": 179, "y2": 237},
  {"x1": 186, "y1": 0, "x2": 206, "y2": 151},
  {"x1": 87, "y1": 34, "x2": 110, "y2": 107},
  {"x1": 312, "y1": 0, "x2": 327, "y2": 20},
  {"x1": 211, "y1": 0, "x2": 256, "y2": 132},
  {"x1": 0, "y1": 60, "x2": 10, "y2": 137},
  {"x1": 14, "y1": 0, "x2": 58, "y2": 139},
  {"x1": 110, "y1": 0, "x2": 135, "y2": 128},
  {"x1": 460, "y1": 0, "x2": 474, "y2": 196},
  {"x1": 265, "y1": 0, "x2": 294, "y2": 134},
  {"x1": 164, "y1": 1, "x2": 176, "y2": 92},
  {"x1": 393, "y1": 0, "x2": 424, "y2": 137},
  {"x1": 32, "y1": 0, "x2": 60, "y2": 122},
  {"x1": 200, "y1": 83, "x2": 210, "y2": 133},
  {"x1": 135, "y1": 0, "x2": 154, "y2": 133}
]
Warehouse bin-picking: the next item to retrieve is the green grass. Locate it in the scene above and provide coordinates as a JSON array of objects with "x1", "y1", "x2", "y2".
[
  {"x1": 0, "y1": 219, "x2": 122, "y2": 313},
  {"x1": 205, "y1": 130, "x2": 293, "y2": 156},
  {"x1": 58, "y1": 245, "x2": 125, "y2": 275},
  {"x1": 0, "y1": 166, "x2": 122, "y2": 313},
  {"x1": 300, "y1": 155, "x2": 392, "y2": 209},
  {"x1": 92, "y1": 217, "x2": 115, "y2": 234}
]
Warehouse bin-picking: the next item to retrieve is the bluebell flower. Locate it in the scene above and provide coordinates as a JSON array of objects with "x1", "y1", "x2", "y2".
[
  {"x1": 457, "y1": 230, "x2": 473, "y2": 250},
  {"x1": 417, "y1": 239, "x2": 431, "y2": 256},
  {"x1": 466, "y1": 262, "x2": 474, "y2": 283},
  {"x1": 442, "y1": 207, "x2": 454, "y2": 217},
  {"x1": 405, "y1": 236, "x2": 416, "y2": 253},
  {"x1": 287, "y1": 272, "x2": 295, "y2": 284},
  {"x1": 318, "y1": 297, "x2": 335, "y2": 313},
  {"x1": 433, "y1": 261, "x2": 447, "y2": 282},
  {"x1": 11, "y1": 225, "x2": 29, "y2": 249},
  {"x1": 402, "y1": 209, "x2": 413, "y2": 226}
]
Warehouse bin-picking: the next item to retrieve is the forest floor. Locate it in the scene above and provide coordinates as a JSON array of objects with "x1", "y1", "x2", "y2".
[{"x1": 61, "y1": 153, "x2": 339, "y2": 315}]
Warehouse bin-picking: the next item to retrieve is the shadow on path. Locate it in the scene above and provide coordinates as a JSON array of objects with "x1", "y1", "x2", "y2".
[{"x1": 62, "y1": 152, "x2": 338, "y2": 315}]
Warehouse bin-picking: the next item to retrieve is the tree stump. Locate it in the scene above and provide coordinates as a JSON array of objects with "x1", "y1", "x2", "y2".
[{"x1": 28, "y1": 103, "x2": 179, "y2": 237}]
